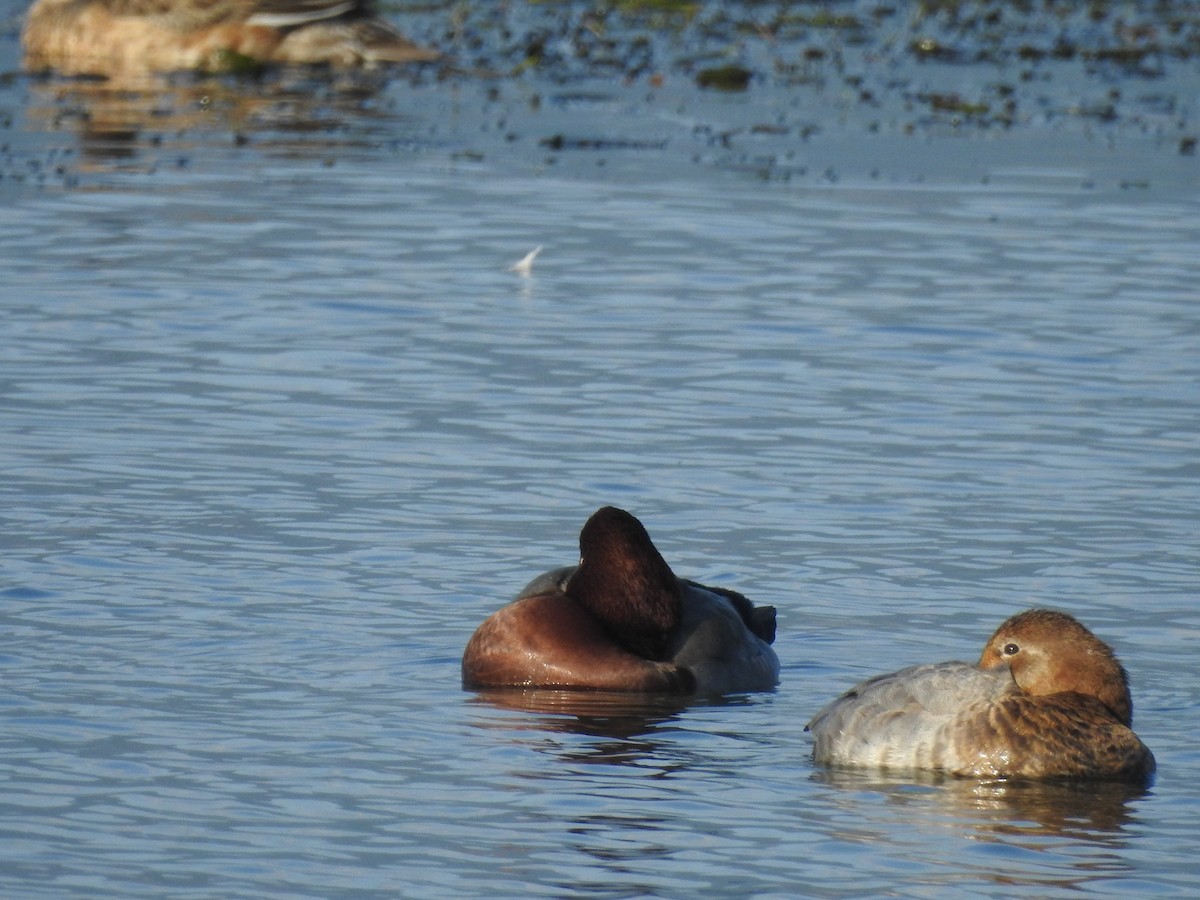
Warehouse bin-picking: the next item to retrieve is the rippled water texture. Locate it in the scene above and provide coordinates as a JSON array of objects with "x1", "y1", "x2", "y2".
[{"x1": 2, "y1": 2, "x2": 1199, "y2": 897}]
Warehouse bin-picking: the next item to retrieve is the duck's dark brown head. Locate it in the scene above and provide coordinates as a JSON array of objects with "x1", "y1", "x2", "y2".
[{"x1": 567, "y1": 506, "x2": 682, "y2": 661}]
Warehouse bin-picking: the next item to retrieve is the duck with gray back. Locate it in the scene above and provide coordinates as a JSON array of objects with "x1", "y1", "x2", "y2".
[
  {"x1": 806, "y1": 609, "x2": 1154, "y2": 782},
  {"x1": 462, "y1": 506, "x2": 780, "y2": 696}
]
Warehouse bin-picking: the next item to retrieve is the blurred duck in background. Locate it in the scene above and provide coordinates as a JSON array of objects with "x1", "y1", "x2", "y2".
[{"x1": 22, "y1": 0, "x2": 440, "y2": 77}]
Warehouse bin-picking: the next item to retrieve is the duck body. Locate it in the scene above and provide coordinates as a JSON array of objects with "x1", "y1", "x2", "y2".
[
  {"x1": 806, "y1": 610, "x2": 1155, "y2": 782},
  {"x1": 461, "y1": 508, "x2": 780, "y2": 696},
  {"x1": 22, "y1": 0, "x2": 439, "y2": 77}
]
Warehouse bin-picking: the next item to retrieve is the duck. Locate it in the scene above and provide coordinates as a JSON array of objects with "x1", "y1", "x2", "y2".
[
  {"x1": 21, "y1": 0, "x2": 440, "y2": 77},
  {"x1": 806, "y1": 608, "x2": 1155, "y2": 782},
  {"x1": 462, "y1": 506, "x2": 780, "y2": 696}
]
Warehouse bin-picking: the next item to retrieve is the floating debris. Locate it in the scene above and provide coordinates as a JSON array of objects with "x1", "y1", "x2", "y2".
[{"x1": 509, "y1": 245, "x2": 543, "y2": 277}]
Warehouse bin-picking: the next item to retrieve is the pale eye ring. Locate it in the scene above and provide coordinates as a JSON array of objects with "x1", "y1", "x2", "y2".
[{"x1": 1002, "y1": 642, "x2": 1020, "y2": 656}]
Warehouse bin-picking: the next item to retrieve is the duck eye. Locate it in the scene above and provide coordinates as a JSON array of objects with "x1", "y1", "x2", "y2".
[{"x1": 1003, "y1": 642, "x2": 1020, "y2": 656}]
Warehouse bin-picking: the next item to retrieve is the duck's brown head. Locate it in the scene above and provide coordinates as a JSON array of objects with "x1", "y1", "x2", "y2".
[
  {"x1": 979, "y1": 608, "x2": 1135, "y2": 726},
  {"x1": 567, "y1": 506, "x2": 682, "y2": 661}
]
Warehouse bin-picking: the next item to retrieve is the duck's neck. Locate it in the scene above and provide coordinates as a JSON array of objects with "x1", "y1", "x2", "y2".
[
  {"x1": 571, "y1": 561, "x2": 682, "y2": 660},
  {"x1": 1083, "y1": 659, "x2": 1135, "y2": 726}
]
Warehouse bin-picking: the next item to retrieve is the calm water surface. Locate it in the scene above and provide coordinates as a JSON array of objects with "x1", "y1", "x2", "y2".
[{"x1": 2, "y1": 7, "x2": 1199, "y2": 896}]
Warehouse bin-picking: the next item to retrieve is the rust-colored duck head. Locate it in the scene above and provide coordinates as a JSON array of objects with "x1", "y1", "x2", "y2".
[{"x1": 979, "y1": 608, "x2": 1134, "y2": 726}]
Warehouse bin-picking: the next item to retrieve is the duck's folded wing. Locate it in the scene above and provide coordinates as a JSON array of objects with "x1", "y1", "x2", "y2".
[
  {"x1": 668, "y1": 584, "x2": 780, "y2": 694},
  {"x1": 246, "y1": 0, "x2": 359, "y2": 27},
  {"x1": 685, "y1": 580, "x2": 776, "y2": 644},
  {"x1": 806, "y1": 661, "x2": 1009, "y2": 769},
  {"x1": 101, "y1": 0, "x2": 360, "y2": 28},
  {"x1": 515, "y1": 565, "x2": 576, "y2": 601},
  {"x1": 953, "y1": 692, "x2": 1157, "y2": 781}
]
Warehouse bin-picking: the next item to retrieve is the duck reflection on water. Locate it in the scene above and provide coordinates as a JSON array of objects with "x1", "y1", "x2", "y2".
[
  {"x1": 22, "y1": 72, "x2": 424, "y2": 183},
  {"x1": 810, "y1": 765, "x2": 1150, "y2": 840},
  {"x1": 466, "y1": 687, "x2": 768, "y2": 770}
]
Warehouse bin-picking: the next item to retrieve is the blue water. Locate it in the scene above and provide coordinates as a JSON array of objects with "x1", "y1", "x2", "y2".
[{"x1": 3, "y1": 5, "x2": 1200, "y2": 896}]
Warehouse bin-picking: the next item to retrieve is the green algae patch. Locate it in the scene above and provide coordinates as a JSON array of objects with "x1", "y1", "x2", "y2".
[
  {"x1": 696, "y1": 64, "x2": 752, "y2": 91},
  {"x1": 207, "y1": 49, "x2": 268, "y2": 78}
]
